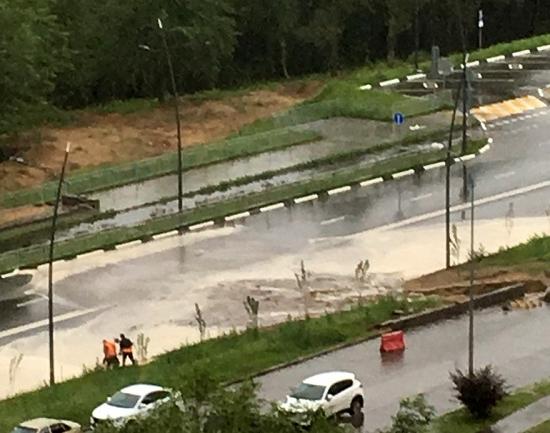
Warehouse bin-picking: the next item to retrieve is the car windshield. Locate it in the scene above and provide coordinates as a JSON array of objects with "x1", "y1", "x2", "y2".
[
  {"x1": 107, "y1": 391, "x2": 141, "y2": 408},
  {"x1": 11, "y1": 427, "x2": 37, "y2": 433},
  {"x1": 290, "y1": 383, "x2": 326, "y2": 401}
]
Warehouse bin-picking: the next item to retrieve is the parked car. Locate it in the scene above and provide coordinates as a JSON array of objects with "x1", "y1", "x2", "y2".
[
  {"x1": 11, "y1": 418, "x2": 81, "y2": 433},
  {"x1": 90, "y1": 384, "x2": 176, "y2": 428},
  {"x1": 278, "y1": 371, "x2": 364, "y2": 424}
]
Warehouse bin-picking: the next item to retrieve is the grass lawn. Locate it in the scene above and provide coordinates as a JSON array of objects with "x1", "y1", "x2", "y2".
[
  {"x1": 527, "y1": 420, "x2": 550, "y2": 433},
  {"x1": 433, "y1": 381, "x2": 550, "y2": 433},
  {"x1": 0, "y1": 296, "x2": 439, "y2": 430}
]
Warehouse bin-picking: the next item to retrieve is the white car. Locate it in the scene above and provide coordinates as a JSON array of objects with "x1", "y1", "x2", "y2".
[
  {"x1": 90, "y1": 384, "x2": 174, "y2": 428},
  {"x1": 11, "y1": 418, "x2": 81, "y2": 433},
  {"x1": 279, "y1": 371, "x2": 364, "y2": 422}
]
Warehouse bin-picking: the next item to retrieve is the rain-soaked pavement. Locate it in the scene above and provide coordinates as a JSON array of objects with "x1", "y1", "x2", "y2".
[
  {"x1": 256, "y1": 306, "x2": 550, "y2": 432},
  {"x1": 1, "y1": 51, "x2": 550, "y2": 407}
]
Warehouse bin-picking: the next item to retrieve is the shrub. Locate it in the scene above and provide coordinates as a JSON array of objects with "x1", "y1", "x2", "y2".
[
  {"x1": 450, "y1": 366, "x2": 508, "y2": 418},
  {"x1": 384, "y1": 394, "x2": 436, "y2": 433}
]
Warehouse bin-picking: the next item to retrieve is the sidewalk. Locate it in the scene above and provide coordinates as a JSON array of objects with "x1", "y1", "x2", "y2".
[{"x1": 492, "y1": 396, "x2": 550, "y2": 433}]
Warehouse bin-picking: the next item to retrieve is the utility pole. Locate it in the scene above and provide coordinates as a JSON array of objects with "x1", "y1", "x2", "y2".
[
  {"x1": 446, "y1": 79, "x2": 463, "y2": 269},
  {"x1": 414, "y1": 0, "x2": 420, "y2": 71},
  {"x1": 468, "y1": 174, "x2": 475, "y2": 377},
  {"x1": 48, "y1": 142, "x2": 71, "y2": 386},
  {"x1": 158, "y1": 17, "x2": 183, "y2": 213},
  {"x1": 462, "y1": 51, "x2": 469, "y2": 201}
]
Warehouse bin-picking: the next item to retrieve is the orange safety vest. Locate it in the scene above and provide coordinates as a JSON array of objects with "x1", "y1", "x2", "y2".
[{"x1": 103, "y1": 340, "x2": 117, "y2": 358}]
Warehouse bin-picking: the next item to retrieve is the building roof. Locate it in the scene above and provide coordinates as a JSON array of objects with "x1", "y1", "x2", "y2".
[{"x1": 302, "y1": 371, "x2": 356, "y2": 386}]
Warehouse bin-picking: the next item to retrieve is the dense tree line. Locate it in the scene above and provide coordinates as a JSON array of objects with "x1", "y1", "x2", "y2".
[{"x1": 2, "y1": 0, "x2": 550, "y2": 132}]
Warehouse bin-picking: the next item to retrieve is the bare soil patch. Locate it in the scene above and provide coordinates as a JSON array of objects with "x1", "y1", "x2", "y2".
[{"x1": 0, "y1": 81, "x2": 323, "y2": 195}]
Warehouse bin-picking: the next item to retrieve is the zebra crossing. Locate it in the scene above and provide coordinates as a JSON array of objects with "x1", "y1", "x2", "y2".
[{"x1": 472, "y1": 95, "x2": 547, "y2": 123}]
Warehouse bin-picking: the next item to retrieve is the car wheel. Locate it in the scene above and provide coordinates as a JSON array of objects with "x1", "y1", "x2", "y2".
[{"x1": 350, "y1": 397, "x2": 363, "y2": 415}]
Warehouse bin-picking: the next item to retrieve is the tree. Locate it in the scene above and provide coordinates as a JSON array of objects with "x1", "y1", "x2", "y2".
[{"x1": 0, "y1": 0, "x2": 67, "y2": 133}]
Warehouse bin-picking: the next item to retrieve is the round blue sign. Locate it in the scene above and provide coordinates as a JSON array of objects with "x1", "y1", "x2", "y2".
[{"x1": 393, "y1": 112, "x2": 405, "y2": 125}]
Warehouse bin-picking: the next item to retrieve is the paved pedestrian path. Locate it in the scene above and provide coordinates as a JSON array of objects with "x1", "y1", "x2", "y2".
[{"x1": 493, "y1": 396, "x2": 550, "y2": 433}]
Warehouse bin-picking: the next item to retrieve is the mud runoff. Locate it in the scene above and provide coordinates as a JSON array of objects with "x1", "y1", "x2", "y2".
[{"x1": 199, "y1": 272, "x2": 404, "y2": 329}]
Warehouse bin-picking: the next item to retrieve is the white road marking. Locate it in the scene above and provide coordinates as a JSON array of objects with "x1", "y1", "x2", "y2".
[
  {"x1": 537, "y1": 45, "x2": 550, "y2": 52},
  {"x1": 494, "y1": 171, "x2": 516, "y2": 180},
  {"x1": 225, "y1": 212, "x2": 251, "y2": 222},
  {"x1": 538, "y1": 88, "x2": 545, "y2": 98},
  {"x1": 320, "y1": 216, "x2": 346, "y2": 226},
  {"x1": 360, "y1": 177, "x2": 384, "y2": 187},
  {"x1": 466, "y1": 60, "x2": 480, "y2": 67},
  {"x1": 487, "y1": 55, "x2": 505, "y2": 63},
  {"x1": 423, "y1": 161, "x2": 446, "y2": 171},
  {"x1": 512, "y1": 49, "x2": 531, "y2": 57},
  {"x1": 152, "y1": 230, "x2": 180, "y2": 240},
  {"x1": 295, "y1": 194, "x2": 318, "y2": 204},
  {"x1": 380, "y1": 78, "x2": 400, "y2": 87},
  {"x1": 524, "y1": 114, "x2": 533, "y2": 119},
  {"x1": 189, "y1": 221, "x2": 215, "y2": 231},
  {"x1": 359, "y1": 84, "x2": 372, "y2": 91},
  {"x1": 1, "y1": 269, "x2": 20, "y2": 278},
  {"x1": 410, "y1": 193, "x2": 433, "y2": 202},
  {"x1": 115, "y1": 240, "x2": 142, "y2": 250},
  {"x1": 392, "y1": 169, "x2": 415, "y2": 179},
  {"x1": 328, "y1": 185, "x2": 352, "y2": 196},
  {"x1": 0, "y1": 307, "x2": 106, "y2": 340},
  {"x1": 479, "y1": 144, "x2": 491, "y2": 154},
  {"x1": 260, "y1": 203, "x2": 285, "y2": 213},
  {"x1": 488, "y1": 124, "x2": 496, "y2": 129},
  {"x1": 510, "y1": 118, "x2": 518, "y2": 122},
  {"x1": 407, "y1": 73, "x2": 426, "y2": 81},
  {"x1": 16, "y1": 297, "x2": 46, "y2": 308},
  {"x1": 378, "y1": 179, "x2": 550, "y2": 232}
]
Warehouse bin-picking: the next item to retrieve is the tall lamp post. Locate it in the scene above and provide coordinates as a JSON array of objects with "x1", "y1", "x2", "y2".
[
  {"x1": 478, "y1": 9, "x2": 484, "y2": 50},
  {"x1": 414, "y1": 0, "x2": 420, "y2": 71},
  {"x1": 48, "y1": 141, "x2": 71, "y2": 386},
  {"x1": 157, "y1": 17, "x2": 183, "y2": 213},
  {"x1": 468, "y1": 173, "x2": 475, "y2": 376}
]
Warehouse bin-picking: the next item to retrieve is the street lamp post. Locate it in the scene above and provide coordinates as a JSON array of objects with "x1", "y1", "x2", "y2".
[
  {"x1": 478, "y1": 9, "x2": 484, "y2": 50},
  {"x1": 48, "y1": 141, "x2": 71, "y2": 386},
  {"x1": 468, "y1": 174, "x2": 475, "y2": 376},
  {"x1": 414, "y1": 0, "x2": 420, "y2": 71},
  {"x1": 445, "y1": 79, "x2": 464, "y2": 269},
  {"x1": 157, "y1": 17, "x2": 183, "y2": 213}
]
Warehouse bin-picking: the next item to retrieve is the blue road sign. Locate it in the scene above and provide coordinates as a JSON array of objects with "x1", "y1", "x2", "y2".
[{"x1": 393, "y1": 112, "x2": 405, "y2": 125}]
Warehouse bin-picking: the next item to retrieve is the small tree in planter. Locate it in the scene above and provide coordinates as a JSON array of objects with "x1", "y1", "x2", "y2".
[{"x1": 450, "y1": 366, "x2": 508, "y2": 418}]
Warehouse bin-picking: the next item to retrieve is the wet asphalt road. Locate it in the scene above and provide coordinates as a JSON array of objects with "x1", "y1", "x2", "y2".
[
  {"x1": 256, "y1": 306, "x2": 550, "y2": 432},
  {"x1": 2, "y1": 109, "x2": 550, "y2": 339}
]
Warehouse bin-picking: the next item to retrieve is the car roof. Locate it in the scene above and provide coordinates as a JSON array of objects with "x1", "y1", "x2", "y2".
[
  {"x1": 302, "y1": 371, "x2": 356, "y2": 386},
  {"x1": 19, "y1": 419, "x2": 78, "y2": 429},
  {"x1": 119, "y1": 384, "x2": 164, "y2": 396}
]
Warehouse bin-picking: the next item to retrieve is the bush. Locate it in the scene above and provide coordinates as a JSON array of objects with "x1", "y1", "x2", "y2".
[
  {"x1": 450, "y1": 366, "x2": 508, "y2": 419},
  {"x1": 383, "y1": 394, "x2": 435, "y2": 433}
]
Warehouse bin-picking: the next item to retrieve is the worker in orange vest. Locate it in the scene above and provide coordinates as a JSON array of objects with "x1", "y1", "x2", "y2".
[
  {"x1": 118, "y1": 334, "x2": 137, "y2": 366},
  {"x1": 102, "y1": 339, "x2": 119, "y2": 368}
]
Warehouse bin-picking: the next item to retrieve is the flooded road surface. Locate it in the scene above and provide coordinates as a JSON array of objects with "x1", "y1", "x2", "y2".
[{"x1": 257, "y1": 306, "x2": 550, "y2": 432}]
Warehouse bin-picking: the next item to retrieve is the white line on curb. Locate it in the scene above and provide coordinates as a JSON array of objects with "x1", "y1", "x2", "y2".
[
  {"x1": 495, "y1": 171, "x2": 516, "y2": 180},
  {"x1": 359, "y1": 84, "x2": 372, "y2": 90},
  {"x1": 76, "y1": 250, "x2": 105, "y2": 260},
  {"x1": 480, "y1": 122, "x2": 487, "y2": 131},
  {"x1": 189, "y1": 221, "x2": 215, "y2": 231},
  {"x1": 152, "y1": 230, "x2": 179, "y2": 240},
  {"x1": 538, "y1": 88, "x2": 545, "y2": 98},
  {"x1": 410, "y1": 193, "x2": 433, "y2": 203},
  {"x1": 423, "y1": 161, "x2": 446, "y2": 171},
  {"x1": 0, "y1": 307, "x2": 106, "y2": 340},
  {"x1": 488, "y1": 137, "x2": 494, "y2": 144},
  {"x1": 328, "y1": 186, "x2": 352, "y2": 196},
  {"x1": 479, "y1": 144, "x2": 491, "y2": 154},
  {"x1": 466, "y1": 60, "x2": 480, "y2": 67},
  {"x1": 225, "y1": 212, "x2": 250, "y2": 222},
  {"x1": 115, "y1": 240, "x2": 142, "y2": 250},
  {"x1": 512, "y1": 49, "x2": 531, "y2": 57},
  {"x1": 487, "y1": 55, "x2": 505, "y2": 63},
  {"x1": 295, "y1": 194, "x2": 318, "y2": 204},
  {"x1": 456, "y1": 154, "x2": 476, "y2": 162},
  {"x1": 380, "y1": 78, "x2": 400, "y2": 87},
  {"x1": 392, "y1": 169, "x2": 415, "y2": 179},
  {"x1": 407, "y1": 73, "x2": 426, "y2": 81},
  {"x1": 537, "y1": 45, "x2": 550, "y2": 52},
  {"x1": 360, "y1": 177, "x2": 384, "y2": 187},
  {"x1": 1, "y1": 268, "x2": 20, "y2": 278},
  {"x1": 260, "y1": 203, "x2": 285, "y2": 213},
  {"x1": 379, "y1": 179, "x2": 550, "y2": 232}
]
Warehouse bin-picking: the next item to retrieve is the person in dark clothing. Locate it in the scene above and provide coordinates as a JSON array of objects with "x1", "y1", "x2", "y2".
[{"x1": 119, "y1": 334, "x2": 137, "y2": 366}]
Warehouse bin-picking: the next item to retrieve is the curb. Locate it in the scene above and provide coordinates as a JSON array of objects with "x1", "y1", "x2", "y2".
[
  {"x1": 225, "y1": 283, "x2": 525, "y2": 385},
  {"x1": 0, "y1": 138, "x2": 493, "y2": 277},
  {"x1": 359, "y1": 45, "x2": 546, "y2": 89}
]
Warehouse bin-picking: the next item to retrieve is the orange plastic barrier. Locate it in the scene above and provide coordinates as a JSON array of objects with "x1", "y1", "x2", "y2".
[{"x1": 380, "y1": 331, "x2": 405, "y2": 353}]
